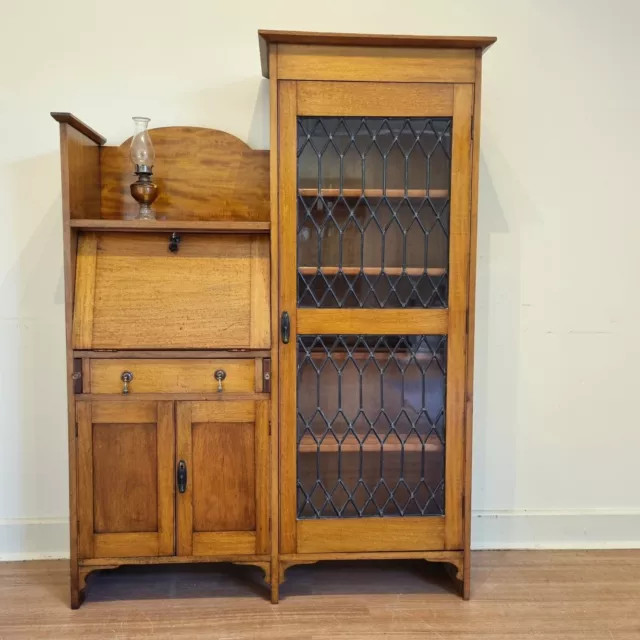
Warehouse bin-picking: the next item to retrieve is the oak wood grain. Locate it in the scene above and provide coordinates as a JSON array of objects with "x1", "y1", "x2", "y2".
[
  {"x1": 464, "y1": 51, "x2": 484, "y2": 600},
  {"x1": 92, "y1": 422, "x2": 158, "y2": 533},
  {"x1": 444, "y1": 84, "x2": 473, "y2": 551},
  {"x1": 90, "y1": 359, "x2": 257, "y2": 394},
  {"x1": 75, "y1": 401, "x2": 94, "y2": 559},
  {"x1": 297, "y1": 81, "x2": 454, "y2": 117},
  {"x1": 100, "y1": 127, "x2": 269, "y2": 222},
  {"x1": 92, "y1": 533, "x2": 160, "y2": 559},
  {"x1": 192, "y1": 532, "x2": 257, "y2": 556},
  {"x1": 259, "y1": 30, "x2": 497, "y2": 77},
  {"x1": 78, "y1": 392, "x2": 268, "y2": 402},
  {"x1": 254, "y1": 401, "x2": 270, "y2": 555},
  {"x1": 75, "y1": 350, "x2": 270, "y2": 359},
  {"x1": 51, "y1": 112, "x2": 106, "y2": 145},
  {"x1": 176, "y1": 402, "x2": 193, "y2": 557},
  {"x1": 81, "y1": 232, "x2": 256, "y2": 349},
  {"x1": 79, "y1": 554, "x2": 269, "y2": 566},
  {"x1": 297, "y1": 309, "x2": 449, "y2": 335},
  {"x1": 192, "y1": 421, "x2": 256, "y2": 532},
  {"x1": 268, "y1": 44, "x2": 281, "y2": 604},
  {"x1": 90, "y1": 401, "x2": 157, "y2": 423},
  {"x1": 177, "y1": 401, "x2": 264, "y2": 558},
  {"x1": 156, "y1": 402, "x2": 175, "y2": 557},
  {"x1": 277, "y1": 45, "x2": 475, "y2": 83},
  {"x1": 297, "y1": 517, "x2": 445, "y2": 553},
  {"x1": 76, "y1": 400, "x2": 175, "y2": 560},
  {"x1": 191, "y1": 400, "x2": 256, "y2": 423},
  {"x1": 72, "y1": 232, "x2": 97, "y2": 349},
  {"x1": 250, "y1": 235, "x2": 271, "y2": 349},
  {"x1": 70, "y1": 219, "x2": 270, "y2": 233},
  {"x1": 277, "y1": 81, "x2": 298, "y2": 555}
]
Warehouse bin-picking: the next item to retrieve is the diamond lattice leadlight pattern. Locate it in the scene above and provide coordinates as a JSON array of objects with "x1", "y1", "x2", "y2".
[
  {"x1": 297, "y1": 117, "x2": 452, "y2": 309},
  {"x1": 297, "y1": 335, "x2": 447, "y2": 519}
]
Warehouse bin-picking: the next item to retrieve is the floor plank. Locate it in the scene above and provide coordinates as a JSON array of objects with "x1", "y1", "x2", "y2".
[{"x1": 0, "y1": 551, "x2": 638, "y2": 639}]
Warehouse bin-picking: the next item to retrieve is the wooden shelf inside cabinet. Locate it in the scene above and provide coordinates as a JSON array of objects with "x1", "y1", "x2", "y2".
[
  {"x1": 298, "y1": 266, "x2": 446, "y2": 277},
  {"x1": 298, "y1": 439, "x2": 443, "y2": 454},
  {"x1": 298, "y1": 188, "x2": 449, "y2": 199},
  {"x1": 69, "y1": 219, "x2": 270, "y2": 233}
]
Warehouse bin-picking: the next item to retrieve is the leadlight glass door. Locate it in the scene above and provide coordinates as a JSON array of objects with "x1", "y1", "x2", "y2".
[{"x1": 279, "y1": 81, "x2": 473, "y2": 554}]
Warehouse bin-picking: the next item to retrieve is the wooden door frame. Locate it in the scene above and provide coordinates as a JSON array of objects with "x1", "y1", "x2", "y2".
[
  {"x1": 176, "y1": 399, "x2": 270, "y2": 557},
  {"x1": 278, "y1": 80, "x2": 474, "y2": 555},
  {"x1": 76, "y1": 399, "x2": 175, "y2": 559}
]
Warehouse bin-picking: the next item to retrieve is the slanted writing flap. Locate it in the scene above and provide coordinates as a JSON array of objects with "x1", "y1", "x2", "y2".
[{"x1": 72, "y1": 231, "x2": 270, "y2": 350}]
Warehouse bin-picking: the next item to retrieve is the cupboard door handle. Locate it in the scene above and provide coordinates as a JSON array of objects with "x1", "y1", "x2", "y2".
[
  {"x1": 177, "y1": 460, "x2": 187, "y2": 493},
  {"x1": 281, "y1": 311, "x2": 290, "y2": 344},
  {"x1": 214, "y1": 369, "x2": 226, "y2": 392},
  {"x1": 120, "y1": 371, "x2": 133, "y2": 395}
]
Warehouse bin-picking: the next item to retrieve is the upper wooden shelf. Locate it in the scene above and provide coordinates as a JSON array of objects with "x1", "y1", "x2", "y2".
[
  {"x1": 299, "y1": 188, "x2": 449, "y2": 199},
  {"x1": 259, "y1": 29, "x2": 497, "y2": 77},
  {"x1": 69, "y1": 219, "x2": 270, "y2": 233},
  {"x1": 51, "y1": 116, "x2": 271, "y2": 227}
]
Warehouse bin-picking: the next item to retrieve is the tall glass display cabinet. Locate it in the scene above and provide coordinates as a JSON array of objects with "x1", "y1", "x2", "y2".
[{"x1": 260, "y1": 30, "x2": 496, "y2": 601}]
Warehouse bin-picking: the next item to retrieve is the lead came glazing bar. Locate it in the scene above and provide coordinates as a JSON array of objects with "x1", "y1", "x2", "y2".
[
  {"x1": 296, "y1": 117, "x2": 452, "y2": 309},
  {"x1": 296, "y1": 334, "x2": 447, "y2": 519}
]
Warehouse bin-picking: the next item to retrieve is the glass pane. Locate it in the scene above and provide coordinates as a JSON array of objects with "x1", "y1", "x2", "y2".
[
  {"x1": 297, "y1": 117, "x2": 452, "y2": 309},
  {"x1": 296, "y1": 335, "x2": 446, "y2": 519}
]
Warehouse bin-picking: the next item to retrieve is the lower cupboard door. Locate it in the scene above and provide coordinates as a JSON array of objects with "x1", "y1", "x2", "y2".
[
  {"x1": 176, "y1": 400, "x2": 269, "y2": 557},
  {"x1": 76, "y1": 400, "x2": 175, "y2": 559}
]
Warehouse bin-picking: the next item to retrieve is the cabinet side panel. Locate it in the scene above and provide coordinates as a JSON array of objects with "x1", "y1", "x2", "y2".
[
  {"x1": 464, "y1": 51, "x2": 484, "y2": 598},
  {"x1": 72, "y1": 232, "x2": 97, "y2": 349},
  {"x1": 269, "y1": 44, "x2": 280, "y2": 602},
  {"x1": 64, "y1": 126, "x2": 101, "y2": 220}
]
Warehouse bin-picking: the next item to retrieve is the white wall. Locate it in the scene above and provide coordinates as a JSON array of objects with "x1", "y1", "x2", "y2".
[{"x1": 1, "y1": 0, "x2": 639, "y2": 559}]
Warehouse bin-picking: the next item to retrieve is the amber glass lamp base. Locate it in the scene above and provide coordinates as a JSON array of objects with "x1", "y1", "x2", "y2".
[{"x1": 130, "y1": 168, "x2": 158, "y2": 220}]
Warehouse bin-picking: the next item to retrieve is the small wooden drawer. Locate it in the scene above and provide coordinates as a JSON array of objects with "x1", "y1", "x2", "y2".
[{"x1": 89, "y1": 359, "x2": 258, "y2": 395}]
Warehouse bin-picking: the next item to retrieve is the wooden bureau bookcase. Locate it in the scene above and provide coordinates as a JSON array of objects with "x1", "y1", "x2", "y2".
[
  {"x1": 51, "y1": 119, "x2": 275, "y2": 607},
  {"x1": 53, "y1": 30, "x2": 495, "y2": 608}
]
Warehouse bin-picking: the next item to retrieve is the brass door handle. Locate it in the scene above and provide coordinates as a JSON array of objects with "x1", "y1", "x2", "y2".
[
  {"x1": 121, "y1": 371, "x2": 133, "y2": 395},
  {"x1": 214, "y1": 369, "x2": 226, "y2": 392}
]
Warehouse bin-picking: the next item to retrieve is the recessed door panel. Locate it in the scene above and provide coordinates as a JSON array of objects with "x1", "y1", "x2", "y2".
[{"x1": 76, "y1": 400, "x2": 174, "y2": 559}]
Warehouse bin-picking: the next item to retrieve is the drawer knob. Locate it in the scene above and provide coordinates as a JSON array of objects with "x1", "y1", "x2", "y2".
[
  {"x1": 120, "y1": 371, "x2": 133, "y2": 395},
  {"x1": 214, "y1": 369, "x2": 226, "y2": 392}
]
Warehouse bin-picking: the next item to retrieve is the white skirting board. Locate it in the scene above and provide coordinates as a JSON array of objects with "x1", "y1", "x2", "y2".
[
  {"x1": 471, "y1": 509, "x2": 640, "y2": 550},
  {"x1": 1, "y1": 510, "x2": 640, "y2": 560},
  {"x1": 0, "y1": 518, "x2": 69, "y2": 560}
]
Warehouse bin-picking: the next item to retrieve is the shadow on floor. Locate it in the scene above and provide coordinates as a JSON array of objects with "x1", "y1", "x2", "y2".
[{"x1": 83, "y1": 560, "x2": 458, "y2": 604}]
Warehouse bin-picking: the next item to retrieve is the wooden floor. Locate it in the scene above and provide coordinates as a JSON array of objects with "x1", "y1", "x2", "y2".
[{"x1": 0, "y1": 551, "x2": 639, "y2": 639}]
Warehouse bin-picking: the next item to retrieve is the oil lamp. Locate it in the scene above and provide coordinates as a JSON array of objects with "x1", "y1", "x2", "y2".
[{"x1": 129, "y1": 117, "x2": 158, "y2": 220}]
